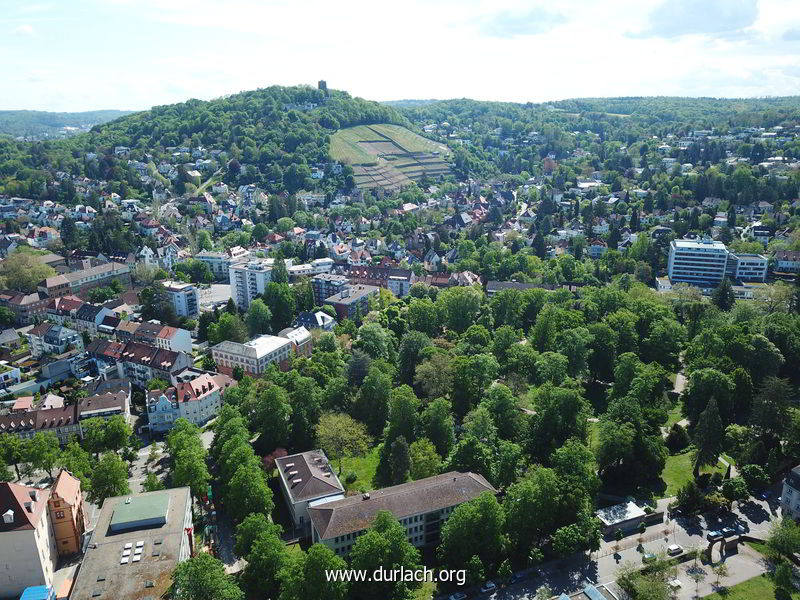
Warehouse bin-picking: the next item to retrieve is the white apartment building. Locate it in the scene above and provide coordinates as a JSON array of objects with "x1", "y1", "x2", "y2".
[
  {"x1": 230, "y1": 260, "x2": 273, "y2": 309},
  {"x1": 667, "y1": 239, "x2": 729, "y2": 285},
  {"x1": 146, "y1": 372, "x2": 230, "y2": 433},
  {"x1": 726, "y1": 253, "x2": 768, "y2": 282},
  {"x1": 781, "y1": 464, "x2": 800, "y2": 520},
  {"x1": 195, "y1": 246, "x2": 250, "y2": 281},
  {"x1": 211, "y1": 334, "x2": 293, "y2": 376},
  {"x1": 776, "y1": 250, "x2": 800, "y2": 273},
  {"x1": 162, "y1": 280, "x2": 198, "y2": 317},
  {"x1": 0, "y1": 483, "x2": 58, "y2": 598}
]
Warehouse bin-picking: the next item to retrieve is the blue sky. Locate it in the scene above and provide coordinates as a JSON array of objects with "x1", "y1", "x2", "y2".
[{"x1": 1, "y1": 0, "x2": 799, "y2": 112}]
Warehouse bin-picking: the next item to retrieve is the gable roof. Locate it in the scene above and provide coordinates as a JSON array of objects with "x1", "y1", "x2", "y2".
[{"x1": 0, "y1": 482, "x2": 47, "y2": 532}]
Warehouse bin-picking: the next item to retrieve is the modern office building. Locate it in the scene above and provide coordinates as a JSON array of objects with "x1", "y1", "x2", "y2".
[
  {"x1": 161, "y1": 280, "x2": 198, "y2": 317},
  {"x1": 308, "y1": 472, "x2": 496, "y2": 557},
  {"x1": 667, "y1": 239, "x2": 767, "y2": 286},
  {"x1": 667, "y1": 239, "x2": 729, "y2": 286},
  {"x1": 229, "y1": 260, "x2": 273, "y2": 309}
]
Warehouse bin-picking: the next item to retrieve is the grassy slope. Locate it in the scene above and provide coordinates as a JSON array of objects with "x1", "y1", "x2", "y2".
[
  {"x1": 339, "y1": 445, "x2": 381, "y2": 492},
  {"x1": 330, "y1": 123, "x2": 448, "y2": 165}
]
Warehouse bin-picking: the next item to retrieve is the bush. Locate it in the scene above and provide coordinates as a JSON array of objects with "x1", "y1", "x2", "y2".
[
  {"x1": 665, "y1": 423, "x2": 690, "y2": 454},
  {"x1": 344, "y1": 471, "x2": 357, "y2": 485},
  {"x1": 741, "y1": 463, "x2": 769, "y2": 493},
  {"x1": 710, "y1": 472, "x2": 723, "y2": 487}
]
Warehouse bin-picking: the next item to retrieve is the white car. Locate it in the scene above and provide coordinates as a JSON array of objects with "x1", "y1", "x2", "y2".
[
  {"x1": 667, "y1": 544, "x2": 683, "y2": 555},
  {"x1": 480, "y1": 581, "x2": 497, "y2": 593},
  {"x1": 668, "y1": 579, "x2": 682, "y2": 590}
]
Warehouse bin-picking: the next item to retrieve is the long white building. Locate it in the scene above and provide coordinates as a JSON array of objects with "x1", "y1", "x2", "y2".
[{"x1": 667, "y1": 239, "x2": 767, "y2": 286}]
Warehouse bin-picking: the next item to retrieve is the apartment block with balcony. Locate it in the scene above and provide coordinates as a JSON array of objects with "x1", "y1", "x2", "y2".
[
  {"x1": 161, "y1": 280, "x2": 198, "y2": 317},
  {"x1": 229, "y1": 260, "x2": 272, "y2": 309}
]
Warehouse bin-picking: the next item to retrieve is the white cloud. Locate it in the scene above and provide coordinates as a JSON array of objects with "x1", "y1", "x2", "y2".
[
  {"x1": 631, "y1": 0, "x2": 758, "y2": 38},
  {"x1": 14, "y1": 24, "x2": 35, "y2": 35}
]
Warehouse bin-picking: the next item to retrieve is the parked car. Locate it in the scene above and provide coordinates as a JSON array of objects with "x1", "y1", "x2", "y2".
[
  {"x1": 480, "y1": 581, "x2": 497, "y2": 593},
  {"x1": 759, "y1": 490, "x2": 772, "y2": 500},
  {"x1": 667, "y1": 544, "x2": 683, "y2": 555},
  {"x1": 642, "y1": 553, "x2": 658, "y2": 563},
  {"x1": 734, "y1": 523, "x2": 748, "y2": 534},
  {"x1": 721, "y1": 527, "x2": 737, "y2": 537},
  {"x1": 706, "y1": 530, "x2": 723, "y2": 541},
  {"x1": 448, "y1": 593, "x2": 467, "y2": 600},
  {"x1": 509, "y1": 572, "x2": 527, "y2": 584},
  {"x1": 668, "y1": 579, "x2": 683, "y2": 590}
]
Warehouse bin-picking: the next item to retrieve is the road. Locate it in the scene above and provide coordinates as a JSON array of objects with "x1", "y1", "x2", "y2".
[{"x1": 456, "y1": 494, "x2": 781, "y2": 600}]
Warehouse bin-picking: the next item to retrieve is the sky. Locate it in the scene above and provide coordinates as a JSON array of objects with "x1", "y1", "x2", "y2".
[{"x1": 1, "y1": 0, "x2": 799, "y2": 112}]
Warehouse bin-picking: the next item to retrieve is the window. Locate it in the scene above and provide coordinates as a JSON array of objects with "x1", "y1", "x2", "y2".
[{"x1": 55, "y1": 510, "x2": 65, "y2": 519}]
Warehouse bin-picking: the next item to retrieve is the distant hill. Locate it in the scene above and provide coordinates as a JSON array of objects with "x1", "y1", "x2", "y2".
[
  {"x1": 382, "y1": 99, "x2": 440, "y2": 108},
  {"x1": 0, "y1": 109, "x2": 134, "y2": 139}
]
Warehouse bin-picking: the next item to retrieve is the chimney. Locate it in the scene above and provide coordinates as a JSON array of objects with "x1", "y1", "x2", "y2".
[{"x1": 2, "y1": 509, "x2": 13, "y2": 524}]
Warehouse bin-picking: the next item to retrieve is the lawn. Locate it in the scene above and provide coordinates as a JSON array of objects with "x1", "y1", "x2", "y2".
[
  {"x1": 702, "y1": 573, "x2": 800, "y2": 599},
  {"x1": 414, "y1": 580, "x2": 436, "y2": 600},
  {"x1": 659, "y1": 450, "x2": 726, "y2": 498},
  {"x1": 339, "y1": 445, "x2": 381, "y2": 493},
  {"x1": 665, "y1": 398, "x2": 685, "y2": 429},
  {"x1": 745, "y1": 540, "x2": 771, "y2": 556}
]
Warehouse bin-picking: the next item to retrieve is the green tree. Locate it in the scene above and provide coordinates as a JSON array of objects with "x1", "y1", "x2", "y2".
[
  {"x1": 245, "y1": 298, "x2": 273, "y2": 336},
  {"x1": 389, "y1": 435, "x2": 411, "y2": 484},
  {"x1": 767, "y1": 519, "x2": 800, "y2": 559},
  {"x1": 227, "y1": 464, "x2": 274, "y2": 523},
  {"x1": 409, "y1": 438, "x2": 442, "y2": 480},
  {"x1": 711, "y1": 277, "x2": 735, "y2": 311},
  {"x1": 235, "y1": 513, "x2": 281, "y2": 558},
  {"x1": 421, "y1": 398, "x2": 455, "y2": 457},
  {"x1": 692, "y1": 397, "x2": 724, "y2": 478},
  {"x1": 28, "y1": 433, "x2": 60, "y2": 480},
  {"x1": 142, "y1": 472, "x2": 165, "y2": 492},
  {"x1": 414, "y1": 353, "x2": 453, "y2": 400},
  {"x1": 170, "y1": 552, "x2": 243, "y2": 600},
  {"x1": 263, "y1": 282, "x2": 295, "y2": 331},
  {"x1": 278, "y1": 543, "x2": 349, "y2": 600},
  {"x1": 349, "y1": 511, "x2": 421, "y2": 600},
  {"x1": 0, "y1": 435, "x2": 24, "y2": 480},
  {"x1": 207, "y1": 312, "x2": 248, "y2": 344},
  {"x1": 438, "y1": 492, "x2": 505, "y2": 572},
  {"x1": 354, "y1": 366, "x2": 391, "y2": 436},
  {"x1": 0, "y1": 252, "x2": 56, "y2": 292},
  {"x1": 88, "y1": 452, "x2": 130, "y2": 505},
  {"x1": 315, "y1": 413, "x2": 371, "y2": 474},
  {"x1": 241, "y1": 529, "x2": 287, "y2": 599}
]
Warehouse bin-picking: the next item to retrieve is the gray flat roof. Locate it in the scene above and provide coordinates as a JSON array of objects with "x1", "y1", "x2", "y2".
[{"x1": 70, "y1": 488, "x2": 191, "y2": 600}]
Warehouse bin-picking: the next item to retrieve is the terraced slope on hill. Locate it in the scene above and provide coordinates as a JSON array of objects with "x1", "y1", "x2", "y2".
[{"x1": 331, "y1": 123, "x2": 450, "y2": 191}]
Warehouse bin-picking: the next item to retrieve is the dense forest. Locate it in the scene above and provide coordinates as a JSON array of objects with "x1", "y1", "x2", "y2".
[{"x1": 0, "y1": 109, "x2": 132, "y2": 138}]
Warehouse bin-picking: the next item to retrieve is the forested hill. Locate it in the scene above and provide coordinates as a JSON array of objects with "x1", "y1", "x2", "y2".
[
  {"x1": 0, "y1": 86, "x2": 411, "y2": 198},
  {"x1": 397, "y1": 96, "x2": 800, "y2": 133},
  {"x1": 0, "y1": 109, "x2": 133, "y2": 139}
]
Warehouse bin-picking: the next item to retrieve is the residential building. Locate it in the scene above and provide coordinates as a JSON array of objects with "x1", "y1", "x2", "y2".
[
  {"x1": 2, "y1": 291, "x2": 50, "y2": 325},
  {"x1": 109, "y1": 341, "x2": 190, "y2": 388},
  {"x1": 47, "y1": 470, "x2": 87, "y2": 557},
  {"x1": 308, "y1": 472, "x2": 496, "y2": 557},
  {"x1": 346, "y1": 266, "x2": 413, "y2": 297},
  {"x1": 0, "y1": 328, "x2": 21, "y2": 349},
  {"x1": 195, "y1": 246, "x2": 250, "y2": 280},
  {"x1": 211, "y1": 335, "x2": 293, "y2": 376},
  {"x1": 323, "y1": 285, "x2": 379, "y2": 321},
  {"x1": 781, "y1": 464, "x2": 800, "y2": 520},
  {"x1": 293, "y1": 311, "x2": 335, "y2": 331},
  {"x1": 69, "y1": 488, "x2": 193, "y2": 600},
  {"x1": 45, "y1": 295, "x2": 84, "y2": 325},
  {"x1": 0, "y1": 361, "x2": 21, "y2": 391},
  {"x1": 37, "y1": 262, "x2": 130, "y2": 298},
  {"x1": 146, "y1": 372, "x2": 232, "y2": 433},
  {"x1": 77, "y1": 379, "x2": 131, "y2": 424},
  {"x1": 74, "y1": 303, "x2": 115, "y2": 337},
  {"x1": 229, "y1": 259, "x2": 273, "y2": 309},
  {"x1": 154, "y1": 326, "x2": 193, "y2": 354},
  {"x1": 278, "y1": 326, "x2": 313, "y2": 358},
  {"x1": 161, "y1": 280, "x2": 198, "y2": 317},
  {"x1": 775, "y1": 250, "x2": 800, "y2": 273},
  {"x1": 588, "y1": 239, "x2": 608, "y2": 259},
  {"x1": 274, "y1": 450, "x2": 345, "y2": 536},
  {"x1": 26, "y1": 323, "x2": 83, "y2": 358},
  {"x1": 667, "y1": 239, "x2": 729, "y2": 286},
  {"x1": 0, "y1": 482, "x2": 58, "y2": 598},
  {"x1": 312, "y1": 273, "x2": 349, "y2": 306}
]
